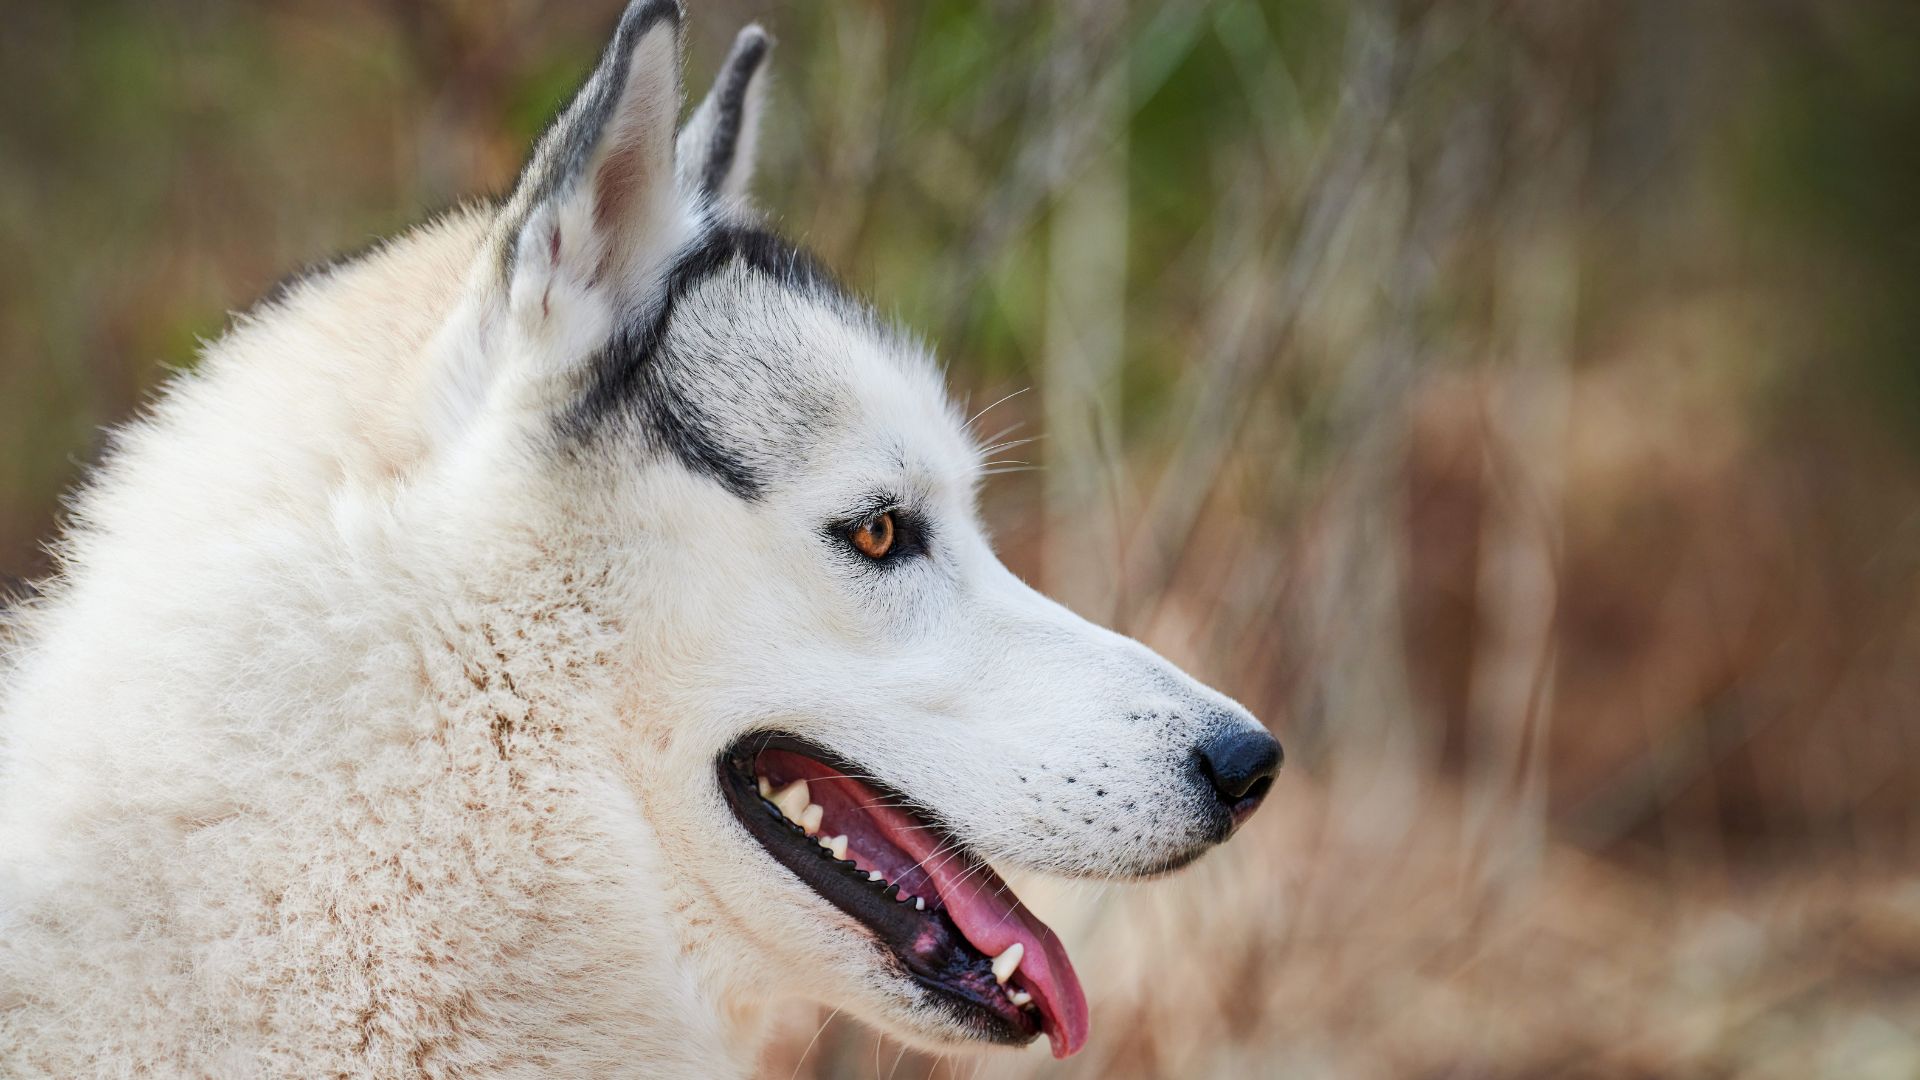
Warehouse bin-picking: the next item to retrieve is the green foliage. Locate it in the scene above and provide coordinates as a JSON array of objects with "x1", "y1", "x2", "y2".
[{"x1": 1740, "y1": 2, "x2": 1920, "y2": 446}]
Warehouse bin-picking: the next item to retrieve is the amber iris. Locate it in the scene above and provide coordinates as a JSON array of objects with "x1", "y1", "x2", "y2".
[{"x1": 851, "y1": 512, "x2": 895, "y2": 559}]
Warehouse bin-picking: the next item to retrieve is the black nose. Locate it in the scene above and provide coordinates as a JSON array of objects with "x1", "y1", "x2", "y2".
[{"x1": 1197, "y1": 726, "x2": 1282, "y2": 822}]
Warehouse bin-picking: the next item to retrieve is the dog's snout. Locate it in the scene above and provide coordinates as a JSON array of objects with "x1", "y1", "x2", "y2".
[{"x1": 1196, "y1": 725, "x2": 1282, "y2": 824}]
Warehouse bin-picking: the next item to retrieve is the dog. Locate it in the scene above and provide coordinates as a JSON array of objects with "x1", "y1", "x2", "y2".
[{"x1": 0, "y1": 3, "x2": 1280, "y2": 1074}]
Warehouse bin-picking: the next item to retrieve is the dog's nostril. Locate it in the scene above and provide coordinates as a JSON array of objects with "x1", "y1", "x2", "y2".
[{"x1": 1197, "y1": 727, "x2": 1283, "y2": 814}]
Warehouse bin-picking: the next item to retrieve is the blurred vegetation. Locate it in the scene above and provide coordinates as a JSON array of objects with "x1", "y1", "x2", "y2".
[{"x1": 4, "y1": 1, "x2": 1919, "y2": 1076}]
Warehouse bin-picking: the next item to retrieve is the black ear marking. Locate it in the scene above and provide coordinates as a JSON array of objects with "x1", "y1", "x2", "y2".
[
  {"x1": 542, "y1": 1, "x2": 683, "y2": 203},
  {"x1": 499, "y1": 0, "x2": 683, "y2": 279},
  {"x1": 699, "y1": 27, "x2": 771, "y2": 197}
]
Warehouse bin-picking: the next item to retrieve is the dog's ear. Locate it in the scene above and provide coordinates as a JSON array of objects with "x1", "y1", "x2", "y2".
[
  {"x1": 675, "y1": 25, "x2": 772, "y2": 206},
  {"x1": 496, "y1": 0, "x2": 686, "y2": 318},
  {"x1": 427, "y1": 1, "x2": 688, "y2": 442}
]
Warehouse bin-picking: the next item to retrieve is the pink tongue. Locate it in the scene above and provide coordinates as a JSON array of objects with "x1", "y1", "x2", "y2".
[{"x1": 875, "y1": 802, "x2": 1090, "y2": 1057}]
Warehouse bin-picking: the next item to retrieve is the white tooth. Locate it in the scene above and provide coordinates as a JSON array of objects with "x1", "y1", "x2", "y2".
[
  {"x1": 827, "y1": 835, "x2": 848, "y2": 861},
  {"x1": 1009, "y1": 990, "x2": 1032, "y2": 1007},
  {"x1": 757, "y1": 775, "x2": 771, "y2": 798},
  {"x1": 800, "y1": 804, "x2": 824, "y2": 836},
  {"x1": 868, "y1": 870, "x2": 883, "y2": 882},
  {"x1": 990, "y1": 942, "x2": 1023, "y2": 985},
  {"x1": 772, "y1": 779, "x2": 810, "y2": 823},
  {"x1": 914, "y1": 897, "x2": 925, "y2": 911}
]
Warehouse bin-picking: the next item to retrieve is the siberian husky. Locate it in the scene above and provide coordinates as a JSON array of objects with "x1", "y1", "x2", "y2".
[{"x1": 0, "y1": 2, "x2": 1281, "y2": 1074}]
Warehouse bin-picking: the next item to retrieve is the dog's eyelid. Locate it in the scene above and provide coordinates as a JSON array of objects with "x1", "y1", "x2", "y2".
[
  {"x1": 826, "y1": 500, "x2": 930, "y2": 565},
  {"x1": 830, "y1": 491, "x2": 904, "y2": 529}
]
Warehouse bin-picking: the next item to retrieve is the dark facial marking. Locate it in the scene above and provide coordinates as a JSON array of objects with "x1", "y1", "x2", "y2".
[{"x1": 560, "y1": 224, "x2": 848, "y2": 500}]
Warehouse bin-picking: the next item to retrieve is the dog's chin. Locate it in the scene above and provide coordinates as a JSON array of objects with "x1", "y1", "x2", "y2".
[
  {"x1": 715, "y1": 732, "x2": 1090, "y2": 1059},
  {"x1": 868, "y1": 975, "x2": 1054, "y2": 1056},
  {"x1": 745, "y1": 916, "x2": 1041, "y2": 1056}
]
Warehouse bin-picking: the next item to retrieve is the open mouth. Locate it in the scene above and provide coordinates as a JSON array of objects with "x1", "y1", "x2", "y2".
[{"x1": 717, "y1": 733, "x2": 1090, "y2": 1058}]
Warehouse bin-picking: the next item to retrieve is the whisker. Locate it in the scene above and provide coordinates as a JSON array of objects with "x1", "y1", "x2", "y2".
[
  {"x1": 965, "y1": 386, "x2": 1029, "y2": 432},
  {"x1": 787, "y1": 1005, "x2": 842, "y2": 1080},
  {"x1": 975, "y1": 438, "x2": 1042, "y2": 462},
  {"x1": 974, "y1": 420, "x2": 1027, "y2": 449}
]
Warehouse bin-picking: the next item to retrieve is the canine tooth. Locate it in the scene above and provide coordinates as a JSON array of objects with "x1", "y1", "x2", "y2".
[
  {"x1": 1009, "y1": 989, "x2": 1032, "y2": 1007},
  {"x1": 990, "y1": 943, "x2": 1023, "y2": 985},
  {"x1": 826, "y1": 835, "x2": 848, "y2": 861},
  {"x1": 868, "y1": 869, "x2": 884, "y2": 882},
  {"x1": 914, "y1": 897, "x2": 925, "y2": 911},
  {"x1": 800, "y1": 803, "x2": 824, "y2": 836},
  {"x1": 771, "y1": 780, "x2": 810, "y2": 823},
  {"x1": 757, "y1": 775, "x2": 771, "y2": 798}
]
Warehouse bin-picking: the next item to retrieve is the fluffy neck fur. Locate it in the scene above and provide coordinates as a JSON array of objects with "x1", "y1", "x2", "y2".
[{"x1": 0, "y1": 213, "x2": 773, "y2": 1077}]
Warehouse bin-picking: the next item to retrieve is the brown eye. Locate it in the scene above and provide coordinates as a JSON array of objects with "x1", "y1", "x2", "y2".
[{"x1": 850, "y1": 512, "x2": 895, "y2": 559}]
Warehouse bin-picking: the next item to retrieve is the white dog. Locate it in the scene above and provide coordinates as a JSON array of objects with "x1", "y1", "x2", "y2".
[{"x1": 0, "y1": 3, "x2": 1280, "y2": 1075}]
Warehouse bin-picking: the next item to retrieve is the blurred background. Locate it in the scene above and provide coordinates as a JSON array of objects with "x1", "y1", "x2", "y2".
[{"x1": 4, "y1": 0, "x2": 1919, "y2": 1076}]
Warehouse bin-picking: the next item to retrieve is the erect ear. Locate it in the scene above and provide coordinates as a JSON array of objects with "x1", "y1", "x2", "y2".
[
  {"x1": 675, "y1": 25, "x2": 772, "y2": 206},
  {"x1": 496, "y1": 0, "x2": 686, "y2": 320}
]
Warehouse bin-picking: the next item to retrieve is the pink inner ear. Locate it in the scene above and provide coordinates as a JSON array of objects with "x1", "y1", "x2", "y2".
[
  {"x1": 592, "y1": 95, "x2": 668, "y2": 234},
  {"x1": 592, "y1": 134, "x2": 640, "y2": 231},
  {"x1": 589, "y1": 121, "x2": 668, "y2": 287},
  {"x1": 541, "y1": 224, "x2": 561, "y2": 318}
]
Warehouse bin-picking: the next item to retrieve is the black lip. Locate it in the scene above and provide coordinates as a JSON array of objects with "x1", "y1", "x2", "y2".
[{"x1": 716, "y1": 732, "x2": 1040, "y2": 1046}]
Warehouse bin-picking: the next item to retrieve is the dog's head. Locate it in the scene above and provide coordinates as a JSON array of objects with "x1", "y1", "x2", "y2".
[{"x1": 426, "y1": 1, "x2": 1279, "y2": 1058}]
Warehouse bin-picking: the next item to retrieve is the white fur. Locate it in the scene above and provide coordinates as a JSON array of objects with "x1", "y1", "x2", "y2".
[{"x1": 0, "y1": 5, "x2": 1264, "y2": 1075}]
